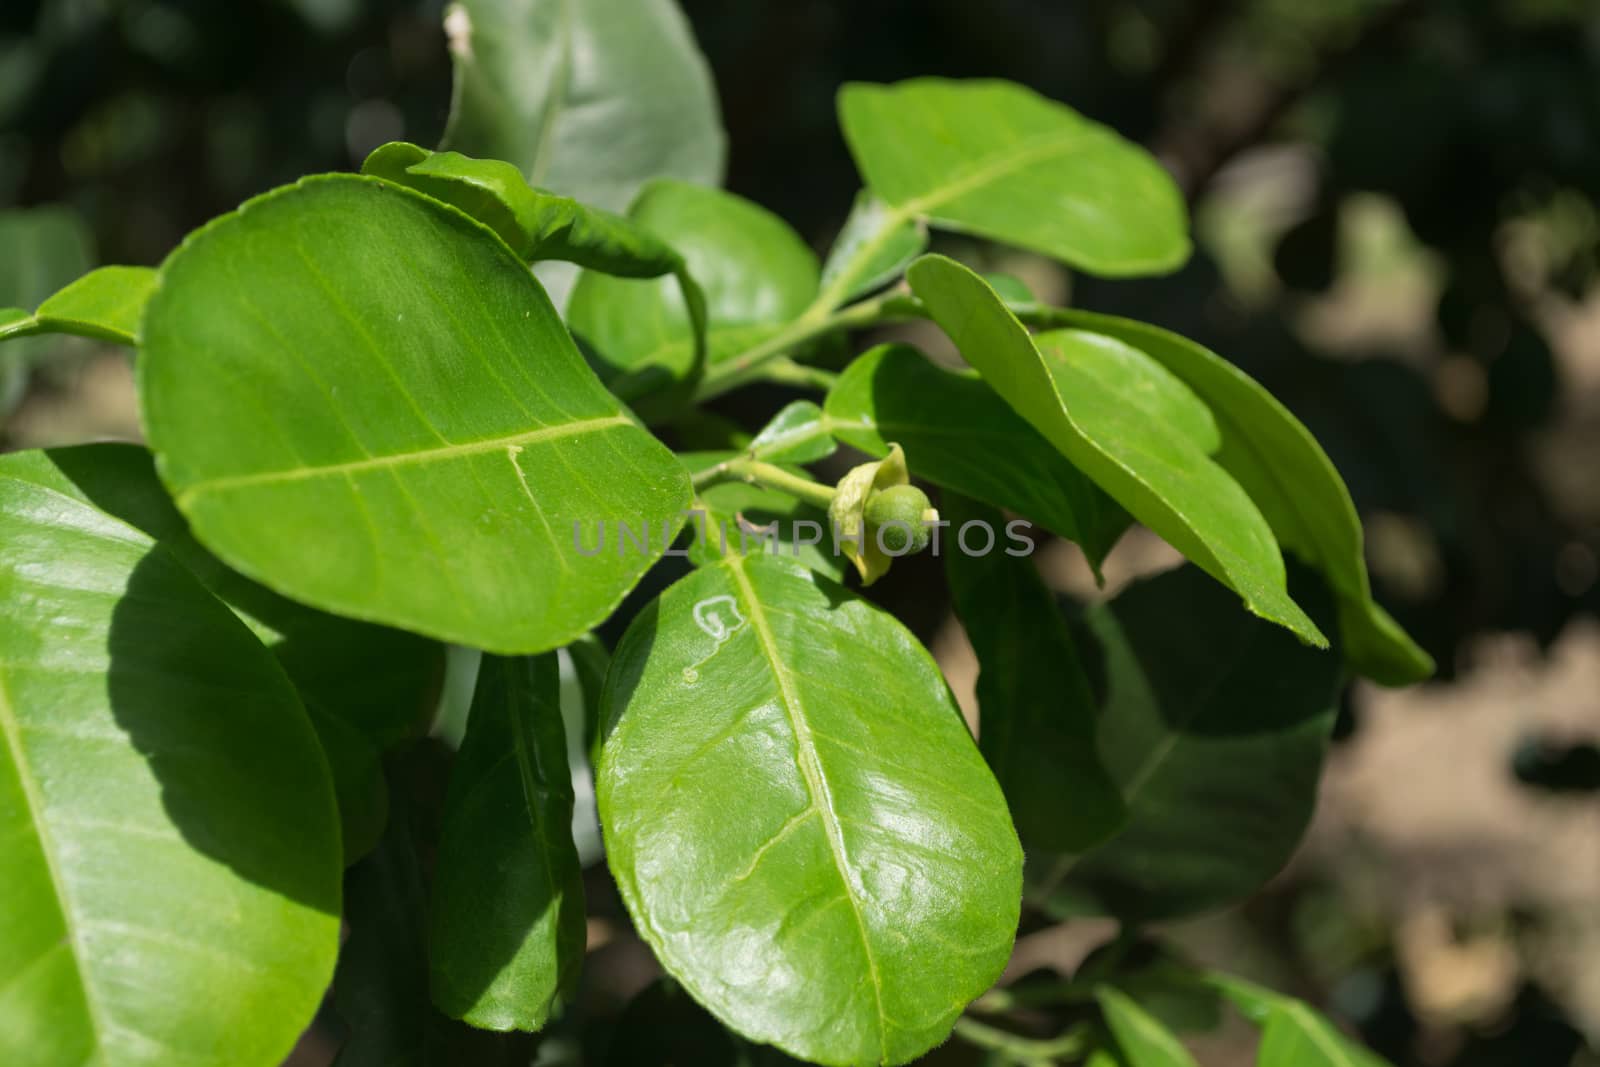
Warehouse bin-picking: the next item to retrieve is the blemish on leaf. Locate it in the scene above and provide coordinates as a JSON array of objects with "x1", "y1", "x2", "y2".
[{"x1": 692, "y1": 595, "x2": 744, "y2": 642}]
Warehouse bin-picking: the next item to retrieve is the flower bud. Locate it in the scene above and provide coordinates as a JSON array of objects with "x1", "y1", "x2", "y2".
[{"x1": 864, "y1": 484, "x2": 936, "y2": 554}]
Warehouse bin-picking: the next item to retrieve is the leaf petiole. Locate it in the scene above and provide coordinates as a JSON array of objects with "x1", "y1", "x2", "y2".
[
  {"x1": 951, "y1": 1017, "x2": 1092, "y2": 1063},
  {"x1": 757, "y1": 357, "x2": 841, "y2": 392},
  {"x1": 693, "y1": 292, "x2": 901, "y2": 401},
  {"x1": 689, "y1": 458, "x2": 837, "y2": 509}
]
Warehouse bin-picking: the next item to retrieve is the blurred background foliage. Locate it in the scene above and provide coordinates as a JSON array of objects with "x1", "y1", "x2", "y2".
[{"x1": 1, "y1": 1, "x2": 1596, "y2": 1065}]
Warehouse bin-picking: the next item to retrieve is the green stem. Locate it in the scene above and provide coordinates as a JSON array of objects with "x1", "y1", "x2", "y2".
[
  {"x1": 952, "y1": 1017, "x2": 1091, "y2": 1063},
  {"x1": 691, "y1": 197, "x2": 931, "y2": 401},
  {"x1": 694, "y1": 293, "x2": 898, "y2": 402},
  {"x1": 758, "y1": 357, "x2": 841, "y2": 392},
  {"x1": 674, "y1": 261, "x2": 711, "y2": 387},
  {"x1": 690, "y1": 458, "x2": 837, "y2": 510}
]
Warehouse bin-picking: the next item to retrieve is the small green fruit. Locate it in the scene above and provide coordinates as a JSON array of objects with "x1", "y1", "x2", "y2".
[{"x1": 864, "y1": 484, "x2": 936, "y2": 554}]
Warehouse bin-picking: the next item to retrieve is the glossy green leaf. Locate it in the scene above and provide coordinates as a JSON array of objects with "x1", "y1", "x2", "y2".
[
  {"x1": 0, "y1": 266, "x2": 157, "y2": 346},
  {"x1": 747, "y1": 401, "x2": 837, "y2": 465},
  {"x1": 682, "y1": 452, "x2": 846, "y2": 582},
  {"x1": 0, "y1": 452, "x2": 341, "y2": 1066},
  {"x1": 139, "y1": 175, "x2": 691, "y2": 654},
  {"x1": 442, "y1": 0, "x2": 724, "y2": 215},
  {"x1": 826, "y1": 343, "x2": 1128, "y2": 570},
  {"x1": 0, "y1": 205, "x2": 92, "y2": 410},
  {"x1": 1038, "y1": 309, "x2": 1432, "y2": 685},
  {"x1": 3, "y1": 443, "x2": 441, "y2": 863},
  {"x1": 817, "y1": 191, "x2": 927, "y2": 308},
  {"x1": 429, "y1": 654, "x2": 585, "y2": 1030},
  {"x1": 839, "y1": 79, "x2": 1189, "y2": 277},
  {"x1": 568, "y1": 181, "x2": 820, "y2": 399},
  {"x1": 1038, "y1": 565, "x2": 1339, "y2": 921},
  {"x1": 1098, "y1": 987, "x2": 1200, "y2": 1067},
  {"x1": 598, "y1": 554, "x2": 1022, "y2": 1066},
  {"x1": 943, "y1": 495, "x2": 1124, "y2": 853},
  {"x1": 908, "y1": 255, "x2": 1325, "y2": 646}
]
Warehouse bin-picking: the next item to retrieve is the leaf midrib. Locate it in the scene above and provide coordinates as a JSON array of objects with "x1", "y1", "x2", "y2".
[
  {"x1": 899, "y1": 130, "x2": 1096, "y2": 220},
  {"x1": 175, "y1": 413, "x2": 630, "y2": 501},
  {"x1": 0, "y1": 665, "x2": 107, "y2": 1064},
  {"x1": 814, "y1": 131, "x2": 1091, "y2": 314},
  {"x1": 727, "y1": 557, "x2": 889, "y2": 1059}
]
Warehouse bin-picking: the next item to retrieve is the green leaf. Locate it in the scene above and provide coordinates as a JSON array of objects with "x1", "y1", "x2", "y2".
[
  {"x1": 334, "y1": 753, "x2": 539, "y2": 1067},
  {"x1": 817, "y1": 191, "x2": 928, "y2": 308},
  {"x1": 597, "y1": 554, "x2": 1022, "y2": 1066},
  {"x1": 139, "y1": 174, "x2": 691, "y2": 654},
  {"x1": 3, "y1": 443, "x2": 442, "y2": 864},
  {"x1": 907, "y1": 255, "x2": 1325, "y2": 646},
  {"x1": 826, "y1": 343, "x2": 1128, "y2": 570},
  {"x1": 0, "y1": 204, "x2": 93, "y2": 410},
  {"x1": 943, "y1": 494, "x2": 1125, "y2": 853},
  {"x1": 429, "y1": 654, "x2": 586, "y2": 1030},
  {"x1": 0, "y1": 451, "x2": 341, "y2": 1066},
  {"x1": 682, "y1": 451, "x2": 847, "y2": 582},
  {"x1": 747, "y1": 400, "x2": 837, "y2": 465},
  {"x1": 1203, "y1": 972, "x2": 1280, "y2": 1024},
  {"x1": 1038, "y1": 565, "x2": 1339, "y2": 921},
  {"x1": 982, "y1": 272, "x2": 1037, "y2": 305},
  {"x1": 1204, "y1": 975, "x2": 1392, "y2": 1067},
  {"x1": 0, "y1": 266, "x2": 158, "y2": 346},
  {"x1": 1258, "y1": 1003, "x2": 1392, "y2": 1067},
  {"x1": 442, "y1": 0, "x2": 724, "y2": 215},
  {"x1": 362, "y1": 142, "x2": 709, "y2": 377},
  {"x1": 1038, "y1": 310, "x2": 1432, "y2": 685},
  {"x1": 1097, "y1": 987, "x2": 1201, "y2": 1067},
  {"x1": 568, "y1": 180, "x2": 819, "y2": 400},
  {"x1": 838, "y1": 79, "x2": 1189, "y2": 277},
  {"x1": 362, "y1": 142, "x2": 677, "y2": 271}
]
